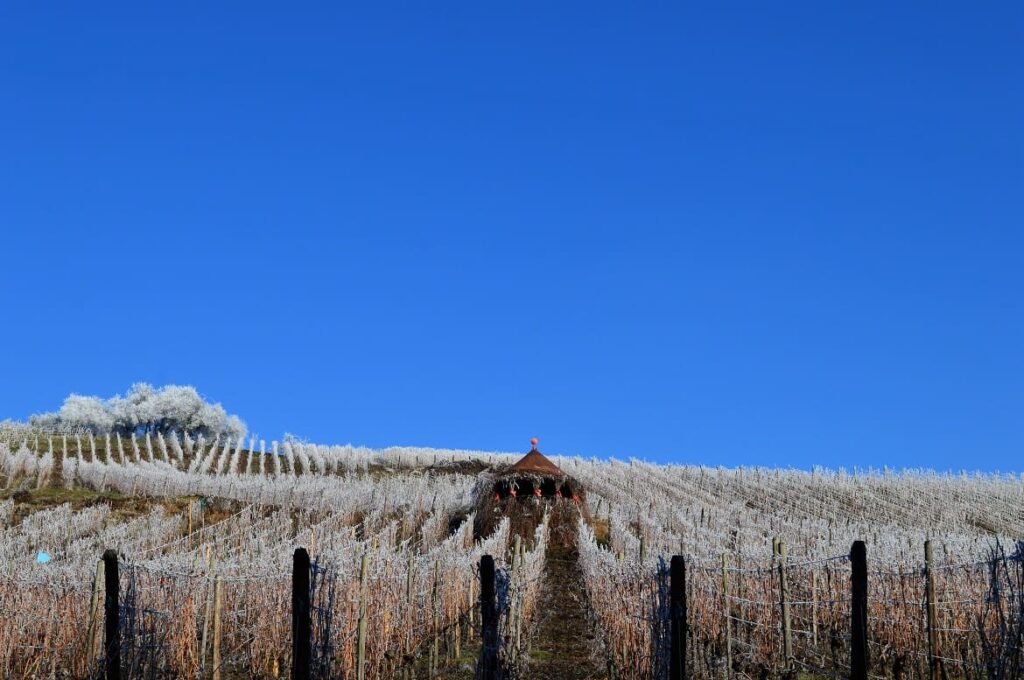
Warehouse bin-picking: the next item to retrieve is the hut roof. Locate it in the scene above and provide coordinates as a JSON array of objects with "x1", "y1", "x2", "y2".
[{"x1": 510, "y1": 446, "x2": 564, "y2": 476}]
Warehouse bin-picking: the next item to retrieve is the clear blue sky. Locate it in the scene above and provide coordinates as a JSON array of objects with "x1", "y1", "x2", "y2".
[{"x1": 1, "y1": 3, "x2": 1021, "y2": 471}]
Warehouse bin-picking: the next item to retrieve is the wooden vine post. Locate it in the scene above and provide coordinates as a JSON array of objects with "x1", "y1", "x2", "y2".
[
  {"x1": 212, "y1": 576, "x2": 223, "y2": 680},
  {"x1": 467, "y1": 574, "x2": 475, "y2": 641},
  {"x1": 87, "y1": 558, "x2": 105, "y2": 669},
  {"x1": 405, "y1": 554, "x2": 415, "y2": 655},
  {"x1": 777, "y1": 541, "x2": 793, "y2": 671},
  {"x1": 722, "y1": 553, "x2": 732, "y2": 679},
  {"x1": 811, "y1": 570, "x2": 818, "y2": 647},
  {"x1": 200, "y1": 548, "x2": 216, "y2": 673},
  {"x1": 850, "y1": 540, "x2": 868, "y2": 680},
  {"x1": 925, "y1": 540, "x2": 941, "y2": 680},
  {"x1": 509, "y1": 534, "x2": 521, "y2": 663},
  {"x1": 515, "y1": 537, "x2": 525, "y2": 653},
  {"x1": 357, "y1": 552, "x2": 369, "y2": 680},
  {"x1": 430, "y1": 560, "x2": 439, "y2": 677},
  {"x1": 670, "y1": 555, "x2": 687, "y2": 680}
]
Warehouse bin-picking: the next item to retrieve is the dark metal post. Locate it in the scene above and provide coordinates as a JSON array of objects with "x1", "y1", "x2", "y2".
[
  {"x1": 102, "y1": 549, "x2": 120, "y2": 680},
  {"x1": 670, "y1": 555, "x2": 687, "y2": 680},
  {"x1": 850, "y1": 541, "x2": 868, "y2": 680},
  {"x1": 293, "y1": 548, "x2": 312, "y2": 680},
  {"x1": 478, "y1": 555, "x2": 498, "y2": 679}
]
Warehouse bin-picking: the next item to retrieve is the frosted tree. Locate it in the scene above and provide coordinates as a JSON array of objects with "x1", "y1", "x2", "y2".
[
  {"x1": 29, "y1": 383, "x2": 247, "y2": 439},
  {"x1": 30, "y1": 395, "x2": 114, "y2": 434}
]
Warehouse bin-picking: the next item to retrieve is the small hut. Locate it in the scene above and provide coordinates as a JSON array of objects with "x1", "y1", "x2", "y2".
[
  {"x1": 474, "y1": 438, "x2": 584, "y2": 538},
  {"x1": 492, "y1": 439, "x2": 579, "y2": 502}
]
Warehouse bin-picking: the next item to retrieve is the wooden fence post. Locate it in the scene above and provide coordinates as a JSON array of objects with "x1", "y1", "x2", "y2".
[
  {"x1": 515, "y1": 537, "x2": 525, "y2": 654},
  {"x1": 778, "y1": 542, "x2": 793, "y2": 671},
  {"x1": 670, "y1": 555, "x2": 687, "y2": 680},
  {"x1": 925, "y1": 540, "x2": 941, "y2": 680},
  {"x1": 87, "y1": 559, "x2": 105, "y2": 669},
  {"x1": 430, "y1": 560, "x2": 439, "y2": 677},
  {"x1": 212, "y1": 577, "x2": 223, "y2": 680},
  {"x1": 509, "y1": 534, "x2": 521, "y2": 663},
  {"x1": 467, "y1": 575, "x2": 475, "y2": 641},
  {"x1": 200, "y1": 550, "x2": 216, "y2": 672},
  {"x1": 811, "y1": 570, "x2": 818, "y2": 648},
  {"x1": 478, "y1": 555, "x2": 498, "y2": 680},
  {"x1": 850, "y1": 540, "x2": 868, "y2": 680},
  {"x1": 722, "y1": 553, "x2": 731, "y2": 679},
  {"x1": 292, "y1": 548, "x2": 312, "y2": 680},
  {"x1": 357, "y1": 552, "x2": 369, "y2": 680},
  {"x1": 102, "y1": 549, "x2": 120, "y2": 680},
  {"x1": 406, "y1": 554, "x2": 415, "y2": 655}
]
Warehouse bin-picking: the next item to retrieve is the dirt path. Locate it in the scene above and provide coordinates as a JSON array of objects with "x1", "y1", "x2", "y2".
[
  {"x1": 429, "y1": 506, "x2": 608, "y2": 679},
  {"x1": 524, "y1": 511, "x2": 608, "y2": 679}
]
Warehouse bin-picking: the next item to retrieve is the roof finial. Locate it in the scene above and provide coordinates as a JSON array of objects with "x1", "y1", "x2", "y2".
[{"x1": 530, "y1": 437, "x2": 538, "y2": 450}]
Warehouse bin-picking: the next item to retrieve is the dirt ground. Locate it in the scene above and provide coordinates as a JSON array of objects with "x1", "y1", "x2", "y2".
[{"x1": 524, "y1": 509, "x2": 608, "y2": 680}]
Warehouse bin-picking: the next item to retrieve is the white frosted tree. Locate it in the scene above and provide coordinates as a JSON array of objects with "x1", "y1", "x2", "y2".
[
  {"x1": 40, "y1": 395, "x2": 116, "y2": 433},
  {"x1": 29, "y1": 383, "x2": 247, "y2": 439}
]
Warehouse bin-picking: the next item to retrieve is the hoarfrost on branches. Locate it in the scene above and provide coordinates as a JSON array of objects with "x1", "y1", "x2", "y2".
[{"x1": 28, "y1": 383, "x2": 246, "y2": 439}]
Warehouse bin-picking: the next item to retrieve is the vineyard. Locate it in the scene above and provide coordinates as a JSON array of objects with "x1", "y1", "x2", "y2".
[{"x1": 0, "y1": 429, "x2": 1021, "y2": 679}]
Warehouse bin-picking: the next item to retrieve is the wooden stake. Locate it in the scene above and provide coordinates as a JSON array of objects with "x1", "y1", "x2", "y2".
[
  {"x1": 515, "y1": 537, "x2": 525, "y2": 654},
  {"x1": 925, "y1": 540, "x2": 941, "y2": 680},
  {"x1": 200, "y1": 551, "x2": 215, "y2": 672},
  {"x1": 811, "y1": 569, "x2": 818, "y2": 647},
  {"x1": 467, "y1": 573, "x2": 475, "y2": 640},
  {"x1": 357, "y1": 552, "x2": 369, "y2": 680},
  {"x1": 406, "y1": 554, "x2": 415, "y2": 653},
  {"x1": 87, "y1": 559, "x2": 105, "y2": 669},
  {"x1": 212, "y1": 577, "x2": 223, "y2": 680},
  {"x1": 722, "y1": 553, "x2": 731, "y2": 678},
  {"x1": 778, "y1": 541, "x2": 793, "y2": 670},
  {"x1": 510, "y1": 535, "x2": 521, "y2": 662},
  {"x1": 430, "y1": 560, "x2": 439, "y2": 678}
]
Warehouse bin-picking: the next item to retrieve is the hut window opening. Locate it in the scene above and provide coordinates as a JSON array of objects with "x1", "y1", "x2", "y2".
[
  {"x1": 540, "y1": 478, "x2": 558, "y2": 497},
  {"x1": 517, "y1": 479, "x2": 535, "y2": 497}
]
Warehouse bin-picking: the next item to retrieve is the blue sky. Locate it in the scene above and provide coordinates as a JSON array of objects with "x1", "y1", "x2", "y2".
[{"x1": 1, "y1": 3, "x2": 1021, "y2": 471}]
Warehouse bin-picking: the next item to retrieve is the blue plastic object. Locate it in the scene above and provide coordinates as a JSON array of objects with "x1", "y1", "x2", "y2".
[{"x1": 36, "y1": 551, "x2": 52, "y2": 564}]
